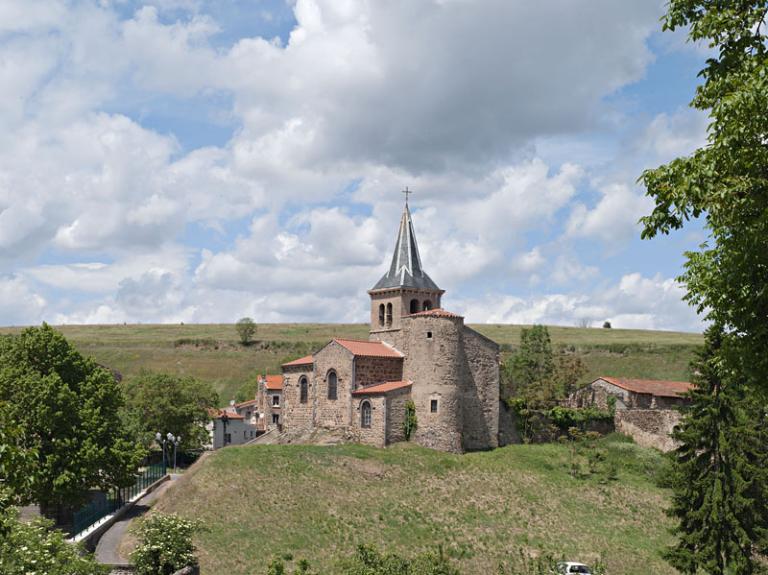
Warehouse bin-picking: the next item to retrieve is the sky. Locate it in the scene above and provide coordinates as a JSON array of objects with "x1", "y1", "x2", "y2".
[{"x1": 0, "y1": 0, "x2": 712, "y2": 331}]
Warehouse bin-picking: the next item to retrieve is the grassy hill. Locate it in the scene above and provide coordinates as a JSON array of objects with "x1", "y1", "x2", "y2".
[
  {"x1": 0, "y1": 323, "x2": 702, "y2": 404},
  {"x1": 148, "y1": 438, "x2": 677, "y2": 575}
]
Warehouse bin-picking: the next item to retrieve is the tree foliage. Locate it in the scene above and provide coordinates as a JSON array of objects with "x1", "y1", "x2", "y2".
[
  {"x1": 403, "y1": 399, "x2": 418, "y2": 441},
  {"x1": 502, "y1": 325, "x2": 585, "y2": 406},
  {"x1": 640, "y1": 2, "x2": 768, "y2": 572},
  {"x1": 236, "y1": 317, "x2": 257, "y2": 345},
  {"x1": 0, "y1": 325, "x2": 143, "y2": 519},
  {"x1": 123, "y1": 371, "x2": 219, "y2": 452},
  {"x1": 131, "y1": 513, "x2": 203, "y2": 575}
]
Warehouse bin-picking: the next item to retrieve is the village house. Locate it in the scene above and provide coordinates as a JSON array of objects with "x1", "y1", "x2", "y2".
[
  {"x1": 208, "y1": 374, "x2": 285, "y2": 448},
  {"x1": 279, "y1": 200, "x2": 501, "y2": 453}
]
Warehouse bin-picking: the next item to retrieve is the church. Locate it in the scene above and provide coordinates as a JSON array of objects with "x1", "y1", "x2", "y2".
[{"x1": 280, "y1": 200, "x2": 501, "y2": 453}]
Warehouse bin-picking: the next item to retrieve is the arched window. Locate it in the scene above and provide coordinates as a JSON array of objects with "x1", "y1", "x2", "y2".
[
  {"x1": 386, "y1": 303, "x2": 393, "y2": 326},
  {"x1": 378, "y1": 304, "x2": 385, "y2": 327},
  {"x1": 410, "y1": 299, "x2": 419, "y2": 314},
  {"x1": 299, "y1": 376, "x2": 308, "y2": 404},
  {"x1": 423, "y1": 300, "x2": 432, "y2": 311},
  {"x1": 327, "y1": 370, "x2": 338, "y2": 400},
  {"x1": 361, "y1": 401, "x2": 372, "y2": 428}
]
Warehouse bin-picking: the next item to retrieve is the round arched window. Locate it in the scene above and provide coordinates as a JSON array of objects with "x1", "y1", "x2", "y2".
[
  {"x1": 378, "y1": 304, "x2": 385, "y2": 326},
  {"x1": 327, "y1": 370, "x2": 338, "y2": 400},
  {"x1": 361, "y1": 401, "x2": 372, "y2": 428},
  {"x1": 299, "y1": 376, "x2": 308, "y2": 404}
]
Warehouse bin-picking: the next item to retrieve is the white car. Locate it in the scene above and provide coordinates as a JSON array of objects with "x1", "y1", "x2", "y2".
[{"x1": 557, "y1": 562, "x2": 593, "y2": 575}]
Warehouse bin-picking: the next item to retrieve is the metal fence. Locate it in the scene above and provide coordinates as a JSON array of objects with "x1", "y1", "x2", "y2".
[{"x1": 72, "y1": 461, "x2": 166, "y2": 535}]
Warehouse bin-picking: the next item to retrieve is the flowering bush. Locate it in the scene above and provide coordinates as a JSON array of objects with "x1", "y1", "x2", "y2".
[
  {"x1": 0, "y1": 505, "x2": 106, "y2": 575},
  {"x1": 131, "y1": 513, "x2": 203, "y2": 575}
]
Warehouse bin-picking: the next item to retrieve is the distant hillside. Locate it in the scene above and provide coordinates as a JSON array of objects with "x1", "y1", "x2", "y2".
[
  {"x1": 147, "y1": 439, "x2": 677, "y2": 575},
  {"x1": 0, "y1": 323, "x2": 703, "y2": 404}
]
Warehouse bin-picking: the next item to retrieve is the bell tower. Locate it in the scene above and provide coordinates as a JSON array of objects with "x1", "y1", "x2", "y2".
[{"x1": 369, "y1": 196, "x2": 444, "y2": 335}]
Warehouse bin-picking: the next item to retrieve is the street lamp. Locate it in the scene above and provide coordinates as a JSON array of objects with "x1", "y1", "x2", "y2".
[
  {"x1": 166, "y1": 433, "x2": 181, "y2": 471},
  {"x1": 155, "y1": 432, "x2": 167, "y2": 470}
]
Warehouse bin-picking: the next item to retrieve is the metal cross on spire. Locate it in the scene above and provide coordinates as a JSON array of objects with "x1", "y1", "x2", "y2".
[{"x1": 402, "y1": 186, "x2": 413, "y2": 205}]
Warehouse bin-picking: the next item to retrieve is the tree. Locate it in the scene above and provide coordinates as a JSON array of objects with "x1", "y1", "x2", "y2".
[
  {"x1": 0, "y1": 325, "x2": 143, "y2": 523},
  {"x1": 123, "y1": 371, "x2": 219, "y2": 452},
  {"x1": 602, "y1": 321, "x2": 612, "y2": 329},
  {"x1": 503, "y1": 325, "x2": 584, "y2": 406},
  {"x1": 640, "y1": 2, "x2": 768, "y2": 572},
  {"x1": 236, "y1": 317, "x2": 257, "y2": 345},
  {"x1": 664, "y1": 327, "x2": 768, "y2": 574}
]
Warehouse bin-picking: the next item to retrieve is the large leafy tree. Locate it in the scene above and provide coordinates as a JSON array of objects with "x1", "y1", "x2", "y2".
[
  {"x1": 122, "y1": 371, "x2": 219, "y2": 452},
  {"x1": 0, "y1": 324, "x2": 143, "y2": 522},
  {"x1": 641, "y1": 1, "x2": 768, "y2": 572}
]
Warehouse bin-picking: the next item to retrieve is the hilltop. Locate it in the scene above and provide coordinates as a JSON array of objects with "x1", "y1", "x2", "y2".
[
  {"x1": 0, "y1": 323, "x2": 702, "y2": 404},
  {"x1": 147, "y1": 438, "x2": 677, "y2": 575}
]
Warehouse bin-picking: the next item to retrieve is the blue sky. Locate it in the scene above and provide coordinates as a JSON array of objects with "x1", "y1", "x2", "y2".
[{"x1": 0, "y1": 0, "x2": 711, "y2": 330}]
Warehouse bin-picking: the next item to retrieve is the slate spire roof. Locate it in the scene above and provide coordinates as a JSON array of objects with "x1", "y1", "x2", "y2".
[{"x1": 372, "y1": 201, "x2": 441, "y2": 291}]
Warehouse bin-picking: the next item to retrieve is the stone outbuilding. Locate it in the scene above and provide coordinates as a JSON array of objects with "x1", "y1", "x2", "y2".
[
  {"x1": 570, "y1": 376, "x2": 694, "y2": 451},
  {"x1": 280, "y1": 200, "x2": 501, "y2": 453}
]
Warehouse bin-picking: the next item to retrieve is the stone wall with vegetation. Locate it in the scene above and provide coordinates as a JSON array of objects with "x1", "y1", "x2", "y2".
[{"x1": 614, "y1": 409, "x2": 681, "y2": 452}]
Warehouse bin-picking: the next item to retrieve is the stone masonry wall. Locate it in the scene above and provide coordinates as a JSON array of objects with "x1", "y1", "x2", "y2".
[
  {"x1": 385, "y1": 387, "x2": 411, "y2": 445},
  {"x1": 354, "y1": 356, "x2": 404, "y2": 388},
  {"x1": 313, "y1": 341, "x2": 354, "y2": 428},
  {"x1": 352, "y1": 395, "x2": 386, "y2": 447},
  {"x1": 460, "y1": 326, "x2": 500, "y2": 451},
  {"x1": 615, "y1": 409, "x2": 682, "y2": 452},
  {"x1": 399, "y1": 315, "x2": 464, "y2": 453},
  {"x1": 282, "y1": 366, "x2": 315, "y2": 431}
]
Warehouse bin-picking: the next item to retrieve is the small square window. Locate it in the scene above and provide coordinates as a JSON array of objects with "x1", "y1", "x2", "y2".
[
  {"x1": 427, "y1": 331, "x2": 433, "y2": 339},
  {"x1": 430, "y1": 399, "x2": 438, "y2": 413}
]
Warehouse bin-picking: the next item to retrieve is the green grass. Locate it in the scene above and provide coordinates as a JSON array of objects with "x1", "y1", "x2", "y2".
[
  {"x1": 0, "y1": 323, "x2": 702, "y2": 405},
  {"x1": 150, "y1": 438, "x2": 677, "y2": 575}
]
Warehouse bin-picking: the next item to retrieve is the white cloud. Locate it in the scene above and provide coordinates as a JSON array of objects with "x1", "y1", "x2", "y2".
[
  {"x1": 0, "y1": 276, "x2": 47, "y2": 326},
  {"x1": 566, "y1": 183, "x2": 654, "y2": 243}
]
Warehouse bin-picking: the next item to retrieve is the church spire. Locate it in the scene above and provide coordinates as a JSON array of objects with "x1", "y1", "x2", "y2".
[{"x1": 372, "y1": 199, "x2": 441, "y2": 291}]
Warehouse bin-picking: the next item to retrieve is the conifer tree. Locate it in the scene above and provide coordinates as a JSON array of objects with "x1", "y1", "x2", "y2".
[{"x1": 664, "y1": 327, "x2": 768, "y2": 574}]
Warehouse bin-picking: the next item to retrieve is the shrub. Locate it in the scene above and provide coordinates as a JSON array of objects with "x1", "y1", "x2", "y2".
[
  {"x1": 131, "y1": 513, "x2": 204, "y2": 575},
  {"x1": 0, "y1": 505, "x2": 107, "y2": 575},
  {"x1": 404, "y1": 400, "x2": 418, "y2": 441}
]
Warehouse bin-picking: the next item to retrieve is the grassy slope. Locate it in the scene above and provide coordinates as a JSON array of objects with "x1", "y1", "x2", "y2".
[
  {"x1": 0, "y1": 323, "x2": 702, "y2": 404},
  {"x1": 152, "y1": 439, "x2": 676, "y2": 575}
]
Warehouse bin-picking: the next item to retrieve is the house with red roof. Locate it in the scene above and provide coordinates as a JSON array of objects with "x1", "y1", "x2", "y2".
[
  {"x1": 569, "y1": 376, "x2": 694, "y2": 451},
  {"x1": 279, "y1": 200, "x2": 500, "y2": 453}
]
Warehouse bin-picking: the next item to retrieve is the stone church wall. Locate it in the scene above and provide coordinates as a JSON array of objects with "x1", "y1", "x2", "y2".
[
  {"x1": 313, "y1": 342, "x2": 354, "y2": 428},
  {"x1": 459, "y1": 326, "x2": 500, "y2": 450},
  {"x1": 385, "y1": 387, "x2": 411, "y2": 444},
  {"x1": 399, "y1": 315, "x2": 464, "y2": 453},
  {"x1": 282, "y1": 366, "x2": 315, "y2": 431},
  {"x1": 354, "y1": 356, "x2": 404, "y2": 388},
  {"x1": 352, "y1": 396, "x2": 387, "y2": 447}
]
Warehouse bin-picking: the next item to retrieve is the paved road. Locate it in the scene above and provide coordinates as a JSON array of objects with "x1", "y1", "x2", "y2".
[{"x1": 95, "y1": 474, "x2": 178, "y2": 565}]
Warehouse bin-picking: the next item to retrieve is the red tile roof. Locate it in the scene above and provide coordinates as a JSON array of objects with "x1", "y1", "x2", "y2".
[
  {"x1": 210, "y1": 408, "x2": 245, "y2": 420},
  {"x1": 352, "y1": 380, "x2": 412, "y2": 395},
  {"x1": 599, "y1": 376, "x2": 693, "y2": 398},
  {"x1": 282, "y1": 355, "x2": 314, "y2": 367},
  {"x1": 259, "y1": 374, "x2": 284, "y2": 391},
  {"x1": 333, "y1": 338, "x2": 403, "y2": 358},
  {"x1": 407, "y1": 308, "x2": 462, "y2": 318}
]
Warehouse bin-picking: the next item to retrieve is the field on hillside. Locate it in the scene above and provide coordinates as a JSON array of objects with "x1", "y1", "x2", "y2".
[
  {"x1": 0, "y1": 323, "x2": 702, "y2": 404},
  {"x1": 147, "y1": 439, "x2": 677, "y2": 575}
]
